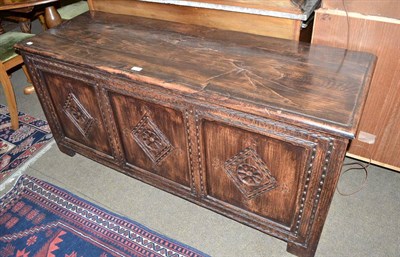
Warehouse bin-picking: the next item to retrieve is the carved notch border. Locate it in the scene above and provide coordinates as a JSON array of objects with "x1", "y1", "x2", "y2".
[{"x1": 305, "y1": 138, "x2": 334, "y2": 241}]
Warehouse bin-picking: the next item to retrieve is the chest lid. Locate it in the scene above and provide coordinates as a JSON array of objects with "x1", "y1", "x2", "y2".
[{"x1": 16, "y1": 11, "x2": 376, "y2": 139}]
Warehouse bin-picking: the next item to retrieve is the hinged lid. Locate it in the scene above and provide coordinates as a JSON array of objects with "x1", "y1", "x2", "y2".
[{"x1": 16, "y1": 12, "x2": 376, "y2": 139}]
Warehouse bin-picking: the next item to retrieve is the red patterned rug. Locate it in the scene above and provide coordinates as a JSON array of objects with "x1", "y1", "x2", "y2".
[
  {"x1": 0, "y1": 175, "x2": 210, "y2": 257},
  {"x1": 0, "y1": 105, "x2": 53, "y2": 184}
]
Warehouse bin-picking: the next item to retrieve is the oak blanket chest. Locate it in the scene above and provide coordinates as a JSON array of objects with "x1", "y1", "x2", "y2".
[{"x1": 16, "y1": 11, "x2": 376, "y2": 257}]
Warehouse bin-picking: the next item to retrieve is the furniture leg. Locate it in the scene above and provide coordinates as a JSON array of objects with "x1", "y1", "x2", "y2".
[
  {"x1": 58, "y1": 144, "x2": 76, "y2": 157},
  {"x1": 22, "y1": 64, "x2": 35, "y2": 95},
  {"x1": 19, "y1": 20, "x2": 31, "y2": 33},
  {"x1": 0, "y1": 65, "x2": 19, "y2": 130},
  {"x1": 44, "y1": 6, "x2": 62, "y2": 29},
  {"x1": 22, "y1": 64, "x2": 32, "y2": 84},
  {"x1": 287, "y1": 243, "x2": 317, "y2": 257},
  {"x1": 38, "y1": 14, "x2": 48, "y2": 30}
]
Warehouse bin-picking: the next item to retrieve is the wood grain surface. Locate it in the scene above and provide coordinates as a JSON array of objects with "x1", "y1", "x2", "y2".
[
  {"x1": 322, "y1": 0, "x2": 400, "y2": 19},
  {"x1": 87, "y1": 0, "x2": 304, "y2": 40},
  {"x1": 16, "y1": 12, "x2": 375, "y2": 138}
]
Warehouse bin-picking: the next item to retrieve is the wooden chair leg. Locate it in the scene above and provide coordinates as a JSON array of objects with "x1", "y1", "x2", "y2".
[
  {"x1": 0, "y1": 65, "x2": 19, "y2": 130},
  {"x1": 22, "y1": 65, "x2": 35, "y2": 95},
  {"x1": 38, "y1": 14, "x2": 48, "y2": 31},
  {"x1": 22, "y1": 65, "x2": 32, "y2": 84},
  {"x1": 19, "y1": 20, "x2": 32, "y2": 33}
]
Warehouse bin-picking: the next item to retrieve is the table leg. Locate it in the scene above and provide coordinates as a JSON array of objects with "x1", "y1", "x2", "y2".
[
  {"x1": 38, "y1": 14, "x2": 47, "y2": 30},
  {"x1": 19, "y1": 20, "x2": 32, "y2": 33},
  {"x1": 44, "y1": 6, "x2": 62, "y2": 29}
]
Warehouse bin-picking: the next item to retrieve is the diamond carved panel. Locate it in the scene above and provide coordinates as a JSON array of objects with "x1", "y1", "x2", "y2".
[
  {"x1": 131, "y1": 115, "x2": 173, "y2": 165},
  {"x1": 63, "y1": 93, "x2": 95, "y2": 138},
  {"x1": 224, "y1": 147, "x2": 277, "y2": 199}
]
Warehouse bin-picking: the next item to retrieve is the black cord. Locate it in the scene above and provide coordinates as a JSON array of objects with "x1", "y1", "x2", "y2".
[{"x1": 337, "y1": 145, "x2": 372, "y2": 196}]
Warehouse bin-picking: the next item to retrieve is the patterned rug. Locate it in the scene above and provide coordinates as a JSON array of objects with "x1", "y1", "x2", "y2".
[
  {"x1": 0, "y1": 105, "x2": 53, "y2": 183},
  {"x1": 0, "y1": 175, "x2": 210, "y2": 257}
]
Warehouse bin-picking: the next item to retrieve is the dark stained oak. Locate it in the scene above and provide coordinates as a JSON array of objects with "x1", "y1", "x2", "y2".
[
  {"x1": 16, "y1": 11, "x2": 376, "y2": 257},
  {"x1": 17, "y1": 12, "x2": 375, "y2": 139}
]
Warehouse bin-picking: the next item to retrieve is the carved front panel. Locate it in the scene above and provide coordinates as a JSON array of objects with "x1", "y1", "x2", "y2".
[
  {"x1": 202, "y1": 119, "x2": 311, "y2": 228},
  {"x1": 109, "y1": 92, "x2": 191, "y2": 188},
  {"x1": 40, "y1": 72, "x2": 112, "y2": 156}
]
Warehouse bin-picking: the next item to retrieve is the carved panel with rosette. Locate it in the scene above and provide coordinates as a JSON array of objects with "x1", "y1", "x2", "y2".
[
  {"x1": 131, "y1": 115, "x2": 173, "y2": 165},
  {"x1": 225, "y1": 147, "x2": 277, "y2": 199}
]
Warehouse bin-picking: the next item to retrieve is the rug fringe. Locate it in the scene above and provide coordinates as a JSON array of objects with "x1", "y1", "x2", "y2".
[{"x1": 0, "y1": 140, "x2": 55, "y2": 192}]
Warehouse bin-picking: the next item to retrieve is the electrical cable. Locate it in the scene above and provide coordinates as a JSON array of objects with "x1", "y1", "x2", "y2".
[{"x1": 337, "y1": 145, "x2": 371, "y2": 196}]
